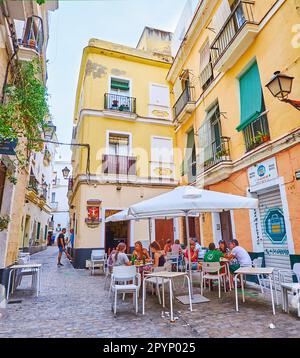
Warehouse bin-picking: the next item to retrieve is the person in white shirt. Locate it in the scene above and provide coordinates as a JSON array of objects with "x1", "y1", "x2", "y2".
[{"x1": 227, "y1": 239, "x2": 252, "y2": 274}]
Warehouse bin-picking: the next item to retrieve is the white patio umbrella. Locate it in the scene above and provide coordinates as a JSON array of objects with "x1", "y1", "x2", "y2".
[{"x1": 126, "y1": 186, "x2": 258, "y2": 301}]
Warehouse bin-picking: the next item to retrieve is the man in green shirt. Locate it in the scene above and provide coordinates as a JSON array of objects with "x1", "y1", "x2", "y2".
[{"x1": 204, "y1": 243, "x2": 224, "y2": 262}]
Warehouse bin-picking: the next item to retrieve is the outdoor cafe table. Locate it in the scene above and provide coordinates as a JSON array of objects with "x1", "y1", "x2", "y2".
[
  {"x1": 234, "y1": 266, "x2": 275, "y2": 315},
  {"x1": 6, "y1": 263, "x2": 42, "y2": 300},
  {"x1": 142, "y1": 271, "x2": 193, "y2": 322}
]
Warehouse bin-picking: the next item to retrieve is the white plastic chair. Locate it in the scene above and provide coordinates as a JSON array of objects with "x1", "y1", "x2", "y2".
[
  {"x1": 91, "y1": 250, "x2": 107, "y2": 275},
  {"x1": 293, "y1": 263, "x2": 300, "y2": 283},
  {"x1": 252, "y1": 257, "x2": 264, "y2": 293},
  {"x1": 110, "y1": 266, "x2": 141, "y2": 316},
  {"x1": 201, "y1": 262, "x2": 227, "y2": 298},
  {"x1": 165, "y1": 252, "x2": 180, "y2": 272}
]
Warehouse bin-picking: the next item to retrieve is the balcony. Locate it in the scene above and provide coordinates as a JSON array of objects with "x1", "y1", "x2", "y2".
[
  {"x1": 243, "y1": 113, "x2": 270, "y2": 152},
  {"x1": 102, "y1": 154, "x2": 137, "y2": 176},
  {"x1": 210, "y1": 1, "x2": 258, "y2": 72},
  {"x1": 104, "y1": 93, "x2": 136, "y2": 114},
  {"x1": 16, "y1": 16, "x2": 44, "y2": 61},
  {"x1": 173, "y1": 86, "x2": 195, "y2": 123},
  {"x1": 28, "y1": 175, "x2": 38, "y2": 193},
  {"x1": 51, "y1": 202, "x2": 59, "y2": 211},
  {"x1": 203, "y1": 137, "x2": 231, "y2": 171}
]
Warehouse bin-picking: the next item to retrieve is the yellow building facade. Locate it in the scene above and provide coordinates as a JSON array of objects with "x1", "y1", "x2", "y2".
[
  {"x1": 169, "y1": 0, "x2": 300, "y2": 270},
  {"x1": 70, "y1": 30, "x2": 181, "y2": 268}
]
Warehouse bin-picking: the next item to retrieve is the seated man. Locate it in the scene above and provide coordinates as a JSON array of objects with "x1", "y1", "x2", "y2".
[
  {"x1": 204, "y1": 243, "x2": 224, "y2": 263},
  {"x1": 226, "y1": 239, "x2": 252, "y2": 274}
]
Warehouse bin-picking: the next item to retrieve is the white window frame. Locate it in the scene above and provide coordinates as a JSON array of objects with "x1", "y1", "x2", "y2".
[
  {"x1": 149, "y1": 83, "x2": 170, "y2": 108},
  {"x1": 106, "y1": 130, "x2": 133, "y2": 156},
  {"x1": 108, "y1": 75, "x2": 132, "y2": 97},
  {"x1": 151, "y1": 136, "x2": 174, "y2": 164}
]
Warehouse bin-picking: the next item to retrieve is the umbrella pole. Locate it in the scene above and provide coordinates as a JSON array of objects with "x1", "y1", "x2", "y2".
[
  {"x1": 148, "y1": 218, "x2": 151, "y2": 247},
  {"x1": 185, "y1": 212, "x2": 193, "y2": 298}
]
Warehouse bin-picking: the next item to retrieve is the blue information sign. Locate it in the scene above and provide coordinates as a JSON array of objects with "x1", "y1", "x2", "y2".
[
  {"x1": 264, "y1": 208, "x2": 286, "y2": 244},
  {"x1": 0, "y1": 138, "x2": 17, "y2": 155}
]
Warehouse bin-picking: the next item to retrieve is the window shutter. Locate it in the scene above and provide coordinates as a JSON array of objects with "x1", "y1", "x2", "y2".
[
  {"x1": 212, "y1": 0, "x2": 231, "y2": 33},
  {"x1": 236, "y1": 62, "x2": 263, "y2": 132},
  {"x1": 199, "y1": 40, "x2": 210, "y2": 72},
  {"x1": 150, "y1": 84, "x2": 170, "y2": 107},
  {"x1": 111, "y1": 79, "x2": 130, "y2": 91}
]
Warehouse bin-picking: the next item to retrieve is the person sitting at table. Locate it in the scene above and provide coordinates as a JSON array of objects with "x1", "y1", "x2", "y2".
[
  {"x1": 132, "y1": 241, "x2": 151, "y2": 262},
  {"x1": 163, "y1": 239, "x2": 172, "y2": 254},
  {"x1": 184, "y1": 239, "x2": 200, "y2": 270},
  {"x1": 171, "y1": 239, "x2": 182, "y2": 256},
  {"x1": 218, "y1": 240, "x2": 230, "y2": 254},
  {"x1": 150, "y1": 241, "x2": 166, "y2": 267},
  {"x1": 226, "y1": 239, "x2": 252, "y2": 274},
  {"x1": 204, "y1": 243, "x2": 224, "y2": 263},
  {"x1": 111, "y1": 243, "x2": 132, "y2": 267}
]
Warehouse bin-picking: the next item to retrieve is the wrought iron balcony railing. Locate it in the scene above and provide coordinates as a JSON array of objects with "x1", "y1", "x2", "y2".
[
  {"x1": 102, "y1": 154, "x2": 137, "y2": 176},
  {"x1": 210, "y1": 0, "x2": 256, "y2": 68},
  {"x1": 173, "y1": 86, "x2": 193, "y2": 119},
  {"x1": 203, "y1": 136, "x2": 231, "y2": 171},
  {"x1": 28, "y1": 175, "x2": 38, "y2": 193},
  {"x1": 243, "y1": 113, "x2": 270, "y2": 152},
  {"x1": 17, "y1": 16, "x2": 44, "y2": 54},
  {"x1": 104, "y1": 93, "x2": 136, "y2": 113}
]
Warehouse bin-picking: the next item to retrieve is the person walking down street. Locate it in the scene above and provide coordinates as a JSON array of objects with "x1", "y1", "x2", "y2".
[
  {"x1": 70, "y1": 229, "x2": 75, "y2": 249},
  {"x1": 57, "y1": 228, "x2": 73, "y2": 266}
]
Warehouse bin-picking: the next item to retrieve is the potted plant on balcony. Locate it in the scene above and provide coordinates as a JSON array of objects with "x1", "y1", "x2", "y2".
[
  {"x1": 112, "y1": 99, "x2": 119, "y2": 109},
  {"x1": 216, "y1": 149, "x2": 229, "y2": 161},
  {"x1": 0, "y1": 215, "x2": 10, "y2": 231},
  {"x1": 28, "y1": 39, "x2": 37, "y2": 49}
]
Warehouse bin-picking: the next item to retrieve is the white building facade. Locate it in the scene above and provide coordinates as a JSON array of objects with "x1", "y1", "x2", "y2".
[{"x1": 50, "y1": 156, "x2": 72, "y2": 238}]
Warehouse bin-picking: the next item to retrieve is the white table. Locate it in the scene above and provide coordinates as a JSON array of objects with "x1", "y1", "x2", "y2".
[
  {"x1": 6, "y1": 263, "x2": 42, "y2": 300},
  {"x1": 234, "y1": 267, "x2": 275, "y2": 315},
  {"x1": 142, "y1": 271, "x2": 192, "y2": 322}
]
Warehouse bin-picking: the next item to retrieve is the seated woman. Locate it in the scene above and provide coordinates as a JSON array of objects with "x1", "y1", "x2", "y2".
[
  {"x1": 132, "y1": 241, "x2": 151, "y2": 262},
  {"x1": 184, "y1": 239, "x2": 200, "y2": 270},
  {"x1": 171, "y1": 239, "x2": 182, "y2": 256},
  {"x1": 163, "y1": 239, "x2": 172, "y2": 255},
  {"x1": 218, "y1": 240, "x2": 230, "y2": 255},
  {"x1": 150, "y1": 241, "x2": 166, "y2": 267},
  {"x1": 111, "y1": 242, "x2": 132, "y2": 267}
]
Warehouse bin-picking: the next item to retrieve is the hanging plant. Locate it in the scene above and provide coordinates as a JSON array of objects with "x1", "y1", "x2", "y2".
[
  {"x1": 0, "y1": 215, "x2": 10, "y2": 232},
  {"x1": 0, "y1": 58, "x2": 49, "y2": 176}
]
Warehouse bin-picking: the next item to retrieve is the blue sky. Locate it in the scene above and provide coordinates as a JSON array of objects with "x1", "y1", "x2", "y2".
[{"x1": 46, "y1": 0, "x2": 186, "y2": 160}]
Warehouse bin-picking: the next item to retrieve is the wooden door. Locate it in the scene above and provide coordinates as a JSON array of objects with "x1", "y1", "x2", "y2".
[
  {"x1": 220, "y1": 211, "x2": 233, "y2": 245},
  {"x1": 182, "y1": 217, "x2": 201, "y2": 245},
  {"x1": 155, "y1": 218, "x2": 174, "y2": 250}
]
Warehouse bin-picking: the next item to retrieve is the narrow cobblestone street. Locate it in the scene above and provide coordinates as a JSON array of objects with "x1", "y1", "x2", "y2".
[{"x1": 0, "y1": 247, "x2": 299, "y2": 338}]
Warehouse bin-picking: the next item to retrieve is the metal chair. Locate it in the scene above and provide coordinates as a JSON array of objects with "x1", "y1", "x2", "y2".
[
  {"x1": 110, "y1": 266, "x2": 141, "y2": 316},
  {"x1": 201, "y1": 262, "x2": 227, "y2": 298}
]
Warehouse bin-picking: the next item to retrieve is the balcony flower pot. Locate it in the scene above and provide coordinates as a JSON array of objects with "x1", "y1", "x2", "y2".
[
  {"x1": 262, "y1": 134, "x2": 270, "y2": 143},
  {"x1": 0, "y1": 215, "x2": 10, "y2": 231},
  {"x1": 112, "y1": 100, "x2": 119, "y2": 108},
  {"x1": 28, "y1": 39, "x2": 37, "y2": 49}
]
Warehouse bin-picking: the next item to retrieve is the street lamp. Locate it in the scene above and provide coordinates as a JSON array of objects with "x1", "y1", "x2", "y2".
[
  {"x1": 265, "y1": 71, "x2": 300, "y2": 110},
  {"x1": 43, "y1": 122, "x2": 56, "y2": 140},
  {"x1": 62, "y1": 166, "x2": 70, "y2": 179}
]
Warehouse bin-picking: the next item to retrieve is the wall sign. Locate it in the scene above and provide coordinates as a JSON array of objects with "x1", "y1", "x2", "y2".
[
  {"x1": 248, "y1": 157, "x2": 278, "y2": 187},
  {"x1": 0, "y1": 138, "x2": 17, "y2": 155},
  {"x1": 264, "y1": 208, "x2": 286, "y2": 244}
]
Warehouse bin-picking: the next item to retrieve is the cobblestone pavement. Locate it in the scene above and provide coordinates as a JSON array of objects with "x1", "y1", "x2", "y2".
[{"x1": 0, "y1": 247, "x2": 299, "y2": 338}]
